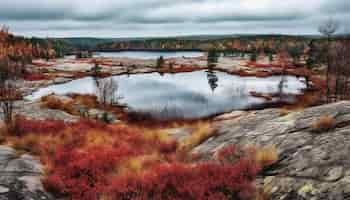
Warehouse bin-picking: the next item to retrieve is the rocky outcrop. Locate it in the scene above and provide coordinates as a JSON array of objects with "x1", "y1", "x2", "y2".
[
  {"x1": 17, "y1": 101, "x2": 79, "y2": 122},
  {"x1": 0, "y1": 146, "x2": 53, "y2": 200},
  {"x1": 193, "y1": 101, "x2": 350, "y2": 200}
]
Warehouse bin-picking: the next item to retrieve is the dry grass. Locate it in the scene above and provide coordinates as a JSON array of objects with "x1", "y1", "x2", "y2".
[
  {"x1": 70, "y1": 94, "x2": 98, "y2": 108},
  {"x1": 41, "y1": 94, "x2": 100, "y2": 116},
  {"x1": 312, "y1": 116, "x2": 336, "y2": 133},
  {"x1": 118, "y1": 154, "x2": 164, "y2": 176},
  {"x1": 281, "y1": 92, "x2": 321, "y2": 111},
  {"x1": 279, "y1": 108, "x2": 292, "y2": 116},
  {"x1": 253, "y1": 145, "x2": 279, "y2": 166},
  {"x1": 83, "y1": 129, "x2": 115, "y2": 149},
  {"x1": 178, "y1": 122, "x2": 214, "y2": 152},
  {"x1": 216, "y1": 144, "x2": 279, "y2": 167},
  {"x1": 41, "y1": 95, "x2": 77, "y2": 115}
]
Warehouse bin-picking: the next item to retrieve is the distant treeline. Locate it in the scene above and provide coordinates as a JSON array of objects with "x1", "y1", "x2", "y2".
[{"x1": 51, "y1": 35, "x2": 350, "y2": 58}]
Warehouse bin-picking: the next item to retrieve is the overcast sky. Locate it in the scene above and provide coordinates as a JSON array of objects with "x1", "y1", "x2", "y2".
[{"x1": 0, "y1": 0, "x2": 348, "y2": 38}]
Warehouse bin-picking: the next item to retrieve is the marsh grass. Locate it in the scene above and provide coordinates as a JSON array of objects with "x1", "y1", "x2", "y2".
[{"x1": 178, "y1": 122, "x2": 214, "y2": 152}]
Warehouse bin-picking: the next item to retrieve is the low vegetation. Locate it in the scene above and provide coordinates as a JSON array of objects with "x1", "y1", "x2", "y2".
[
  {"x1": 41, "y1": 95, "x2": 77, "y2": 115},
  {"x1": 311, "y1": 115, "x2": 336, "y2": 133},
  {"x1": 0, "y1": 117, "x2": 277, "y2": 200},
  {"x1": 178, "y1": 122, "x2": 214, "y2": 152}
]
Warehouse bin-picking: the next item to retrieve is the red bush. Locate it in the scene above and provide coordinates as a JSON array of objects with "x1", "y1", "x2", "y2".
[
  {"x1": 217, "y1": 145, "x2": 237, "y2": 162},
  {"x1": 108, "y1": 160, "x2": 261, "y2": 200},
  {"x1": 72, "y1": 119, "x2": 110, "y2": 131},
  {"x1": 45, "y1": 145, "x2": 261, "y2": 200},
  {"x1": 24, "y1": 73, "x2": 49, "y2": 81},
  {"x1": 32, "y1": 61, "x2": 54, "y2": 68},
  {"x1": 13, "y1": 116, "x2": 67, "y2": 135},
  {"x1": 17, "y1": 119, "x2": 264, "y2": 200},
  {"x1": 247, "y1": 61, "x2": 298, "y2": 69},
  {"x1": 45, "y1": 146, "x2": 138, "y2": 200},
  {"x1": 158, "y1": 140, "x2": 178, "y2": 154}
]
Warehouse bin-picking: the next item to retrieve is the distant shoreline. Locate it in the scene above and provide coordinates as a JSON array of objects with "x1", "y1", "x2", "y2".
[{"x1": 93, "y1": 49, "x2": 205, "y2": 52}]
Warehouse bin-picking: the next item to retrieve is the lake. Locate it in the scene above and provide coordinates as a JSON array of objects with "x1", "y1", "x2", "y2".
[
  {"x1": 92, "y1": 51, "x2": 204, "y2": 59},
  {"x1": 26, "y1": 70, "x2": 307, "y2": 120}
]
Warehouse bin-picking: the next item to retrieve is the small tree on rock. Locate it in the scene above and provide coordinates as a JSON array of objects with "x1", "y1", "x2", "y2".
[
  {"x1": 91, "y1": 59, "x2": 101, "y2": 77},
  {"x1": 0, "y1": 80, "x2": 22, "y2": 124},
  {"x1": 156, "y1": 56, "x2": 165, "y2": 68},
  {"x1": 96, "y1": 78, "x2": 121, "y2": 106}
]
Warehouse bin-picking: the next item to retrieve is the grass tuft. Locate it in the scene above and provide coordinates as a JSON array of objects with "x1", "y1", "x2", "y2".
[{"x1": 312, "y1": 116, "x2": 336, "y2": 133}]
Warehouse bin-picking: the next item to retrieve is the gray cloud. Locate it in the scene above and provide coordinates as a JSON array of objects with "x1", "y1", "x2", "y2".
[
  {"x1": 321, "y1": 0, "x2": 350, "y2": 14},
  {"x1": 0, "y1": 0, "x2": 348, "y2": 37}
]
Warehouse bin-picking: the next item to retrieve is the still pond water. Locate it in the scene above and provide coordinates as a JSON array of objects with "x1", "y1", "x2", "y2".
[
  {"x1": 92, "y1": 51, "x2": 204, "y2": 59},
  {"x1": 27, "y1": 70, "x2": 306, "y2": 120}
]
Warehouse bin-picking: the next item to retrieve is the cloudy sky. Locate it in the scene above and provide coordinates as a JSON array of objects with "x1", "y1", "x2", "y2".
[{"x1": 0, "y1": 0, "x2": 348, "y2": 38}]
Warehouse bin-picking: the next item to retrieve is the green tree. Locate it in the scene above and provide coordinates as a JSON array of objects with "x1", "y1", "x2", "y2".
[
  {"x1": 250, "y1": 53, "x2": 257, "y2": 62},
  {"x1": 207, "y1": 49, "x2": 219, "y2": 67},
  {"x1": 289, "y1": 46, "x2": 303, "y2": 65},
  {"x1": 91, "y1": 60, "x2": 101, "y2": 77},
  {"x1": 156, "y1": 56, "x2": 165, "y2": 68}
]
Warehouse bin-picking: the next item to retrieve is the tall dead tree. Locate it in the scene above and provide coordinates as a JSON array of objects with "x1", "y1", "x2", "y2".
[
  {"x1": 0, "y1": 80, "x2": 22, "y2": 124},
  {"x1": 329, "y1": 39, "x2": 350, "y2": 100},
  {"x1": 318, "y1": 18, "x2": 339, "y2": 102},
  {"x1": 277, "y1": 46, "x2": 290, "y2": 100},
  {"x1": 95, "y1": 78, "x2": 121, "y2": 106}
]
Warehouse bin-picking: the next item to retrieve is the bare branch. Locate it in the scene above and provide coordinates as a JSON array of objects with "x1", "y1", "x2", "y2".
[{"x1": 318, "y1": 18, "x2": 339, "y2": 37}]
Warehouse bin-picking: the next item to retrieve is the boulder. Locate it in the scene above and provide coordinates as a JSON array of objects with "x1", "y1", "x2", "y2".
[
  {"x1": 0, "y1": 146, "x2": 54, "y2": 200},
  {"x1": 193, "y1": 101, "x2": 350, "y2": 199},
  {"x1": 18, "y1": 101, "x2": 79, "y2": 122}
]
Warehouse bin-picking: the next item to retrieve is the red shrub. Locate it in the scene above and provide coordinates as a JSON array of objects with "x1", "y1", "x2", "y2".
[
  {"x1": 108, "y1": 160, "x2": 261, "y2": 200},
  {"x1": 32, "y1": 61, "x2": 54, "y2": 68},
  {"x1": 247, "y1": 61, "x2": 299, "y2": 69},
  {"x1": 158, "y1": 140, "x2": 178, "y2": 154},
  {"x1": 24, "y1": 73, "x2": 49, "y2": 81},
  {"x1": 21, "y1": 119, "x2": 264, "y2": 200},
  {"x1": 45, "y1": 144, "x2": 261, "y2": 200},
  {"x1": 13, "y1": 116, "x2": 67, "y2": 135},
  {"x1": 45, "y1": 146, "x2": 137, "y2": 200},
  {"x1": 217, "y1": 145, "x2": 237, "y2": 162},
  {"x1": 73, "y1": 119, "x2": 110, "y2": 131}
]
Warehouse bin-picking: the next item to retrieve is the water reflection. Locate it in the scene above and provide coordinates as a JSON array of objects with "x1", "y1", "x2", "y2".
[
  {"x1": 26, "y1": 70, "x2": 307, "y2": 121},
  {"x1": 206, "y1": 70, "x2": 219, "y2": 92},
  {"x1": 92, "y1": 51, "x2": 204, "y2": 59}
]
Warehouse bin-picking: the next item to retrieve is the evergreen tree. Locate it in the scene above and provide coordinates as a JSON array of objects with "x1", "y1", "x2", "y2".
[
  {"x1": 156, "y1": 56, "x2": 165, "y2": 68},
  {"x1": 250, "y1": 53, "x2": 257, "y2": 62},
  {"x1": 207, "y1": 49, "x2": 219, "y2": 67}
]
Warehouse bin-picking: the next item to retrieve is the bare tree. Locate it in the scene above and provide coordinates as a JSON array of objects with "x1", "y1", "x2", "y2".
[
  {"x1": 318, "y1": 18, "x2": 339, "y2": 39},
  {"x1": 95, "y1": 78, "x2": 121, "y2": 106},
  {"x1": 277, "y1": 47, "x2": 290, "y2": 100},
  {"x1": 0, "y1": 55, "x2": 23, "y2": 125},
  {"x1": 318, "y1": 18, "x2": 339, "y2": 102},
  {"x1": 329, "y1": 39, "x2": 350, "y2": 100},
  {"x1": 0, "y1": 80, "x2": 22, "y2": 124}
]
